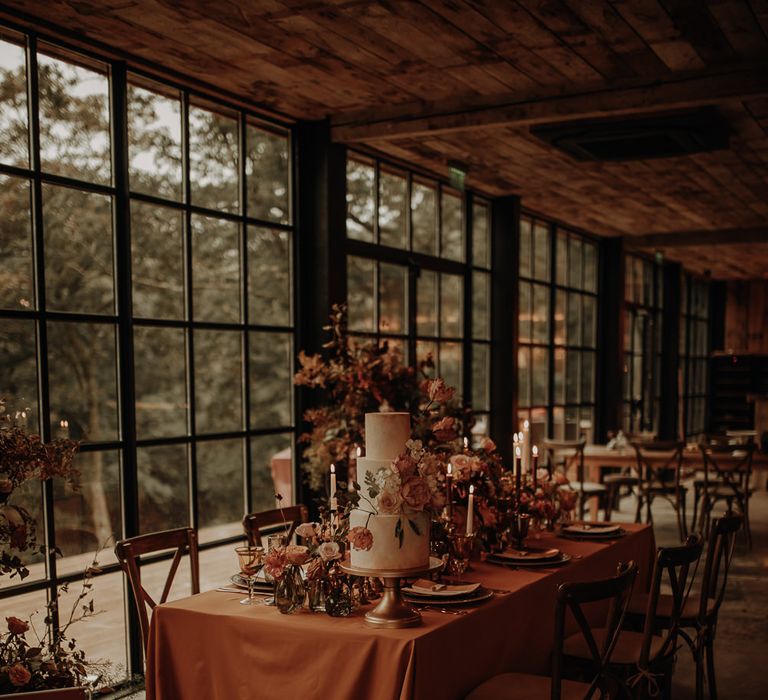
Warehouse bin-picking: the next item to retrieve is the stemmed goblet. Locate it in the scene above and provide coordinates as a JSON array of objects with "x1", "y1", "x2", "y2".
[
  {"x1": 235, "y1": 545, "x2": 265, "y2": 605},
  {"x1": 447, "y1": 532, "x2": 475, "y2": 579}
]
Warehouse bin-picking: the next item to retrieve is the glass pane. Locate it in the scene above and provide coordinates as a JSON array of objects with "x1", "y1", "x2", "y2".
[
  {"x1": 530, "y1": 407, "x2": 547, "y2": 446},
  {"x1": 197, "y1": 438, "x2": 244, "y2": 543},
  {"x1": 412, "y1": 182, "x2": 437, "y2": 255},
  {"x1": 0, "y1": 174, "x2": 33, "y2": 310},
  {"x1": 0, "y1": 478, "x2": 45, "y2": 586},
  {"x1": 0, "y1": 36, "x2": 28, "y2": 167},
  {"x1": 565, "y1": 407, "x2": 579, "y2": 440},
  {"x1": 379, "y1": 263, "x2": 407, "y2": 334},
  {"x1": 582, "y1": 295, "x2": 596, "y2": 348},
  {"x1": 519, "y1": 217, "x2": 532, "y2": 279},
  {"x1": 38, "y1": 51, "x2": 111, "y2": 184},
  {"x1": 346, "y1": 159, "x2": 374, "y2": 242},
  {"x1": 584, "y1": 242, "x2": 597, "y2": 292},
  {"x1": 47, "y1": 321, "x2": 118, "y2": 443},
  {"x1": 471, "y1": 343, "x2": 489, "y2": 411},
  {"x1": 347, "y1": 256, "x2": 375, "y2": 332},
  {"x1": 439, "y1": 342, "x2": 462, "y2": 396},
  {"x1": 379, "y1": 168, "x2": 407, "y2": 248},
  {"x1": 138, "y1": 443, "x2": 189, "y2": 534},
  {"x1": 567, "y1": 293, "x2": 582, "y2": 346},
  {"x1": 250, "y1": 331, "x2": 292, "y2": 429},
  {"x1": 569, "y1": 237, "x2": 583, "y2": 289},
  {"x1": 472, "y1": 201, "x2": 490, "y2": 268},
  {"x1": 532, "y1": 283, "x2": 549, "y2": 343},
  {"x1": 0, "y1": 317, "x2": 39, "y2": 429},
  {"x1": 194, "y1": 329, "x2": 243, "y2": 434},
  {"x1": 191, "y1": 215, "x2": 241, "y2": 323},
  {"x1": 566, "y1": 350, "x2": 580, "y2": 404},
  {"x1": 134, "y1": 326, "x2": 187, "y2": 439},
  {"x1": 531, "y1": 347, "x2": 548, "y2": 406},
  {"x1": 554, "y1": 289, "x2": 566, "y2": 345},
  {"x1": 441, "y1": 191, "x2": 463, "y2": 261},
  {"x1": 127, "y1": 81, "x2": 182, "y2": 200},
  {"x1": 556, "y1": 231, "x2": 567, "y2": 286},
  {"x1": 581, "y1": 351, "x2": 595, "y2": 404},
  {"x1": 533, "y1": 222, "x2": 549, "y2": 281},
  {"x1": 189, "y1": 104, "x2": 239, "y2": 213},
  {"x1": 554, "y1": 347, "x2": 565, "y2": 404},
  {"x1": 55, "y1": 449, "x2": 121, "y2": 573},
  {"x1": 518, "y1": 281, "x2": 531, "y2": 344},
  {"x1": 246, "y1": 124, "x2": 290, "y2": 224},
  {"x1": 440, "y1": 274, "x2": 463, "y2": 337},
  {"x1": 417, "y1": 269, "x2": 437, "y2": 337},
  {"x1": 0, "y1": 587, "x2": 47, "y2": 623},
  {"x1": 552, "y1": 406, "x2": 565, "y2": 440},
  {"x1": 517, "y1": 346, "x2": 530, "y2": 407},
  {"x1": 131, "y1": 202, "x2": 184, "y2": 319},
  {"x1": 43, "y1": 184, "x2": 114, "y2": 314},
  {"x1": 416, "y1": 340, "x2": 437, "y2": 377},
  {"x1": 248, "y1": 227, "x2": 291, "y2": 326},
  {"x1": 251, "y1": 433, "x2": 292, "y2": 512},
  {"x1": 472, "y1": 272, "x2": 490, "y2": 340}
]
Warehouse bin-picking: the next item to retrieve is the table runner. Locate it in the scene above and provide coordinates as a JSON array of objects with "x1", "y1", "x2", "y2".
[{"x1": 146, "y1": 523, "x2": 654, "y2": 700}]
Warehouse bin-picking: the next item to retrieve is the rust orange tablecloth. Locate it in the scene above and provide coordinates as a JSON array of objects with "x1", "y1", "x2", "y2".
[{"x1": 146, "y1": 523, "x2": 655, "y2": 700}]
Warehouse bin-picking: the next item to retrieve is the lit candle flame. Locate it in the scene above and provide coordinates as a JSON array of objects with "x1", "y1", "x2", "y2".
[
  {"x1": 524, "y1": 419, "x2": 530, "y2": 429},
  {"x1": 330, "y1": 463, "x2": 335, "y2": 474},
  {"x1": 469, "y1": 484, "x2": 474, "y2": 494},
  {"x1": 532, "y1": 445, "x2": 538, "y2": 456},
  {"x1": 463, "y1": 436, "x2": 469, "y2": 449},
  {"x1": 447, "y1": 463, "x2": 452, "y2": 476},
  {"x1": 515, "y1": 446, "x2": 521, "y2": 458},
  {"x1": 356, "y1": 446, "x2": 362, "y2": 458}
]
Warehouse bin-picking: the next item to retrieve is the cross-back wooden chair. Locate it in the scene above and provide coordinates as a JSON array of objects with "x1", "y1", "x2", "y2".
[
  {"x1": 543, "y1": 438, "x2": 606, "y2": 520},
  {"x1": 466, "y1": 561, "x2": 638, "y2": 700},
  {"x1": 693, "y1": 439, "x2": 754, "y2": 547},
  {"x1": 632, "y1": 439, "x2": 689, "y2": 541},
  {"x1": 114, "y1": 527, "x2": 200, "y2": 655},
  {"x1": 242, "y1": 504, "x2": 308, "y2": 546},
  {"x1": 566, "y1": 537, "x2": 701, "y2": 699}
]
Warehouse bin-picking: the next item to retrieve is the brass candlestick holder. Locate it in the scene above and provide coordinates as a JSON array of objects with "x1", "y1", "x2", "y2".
[{"x1": 340, "y1": 557, "x2": 442, "y2": 629}]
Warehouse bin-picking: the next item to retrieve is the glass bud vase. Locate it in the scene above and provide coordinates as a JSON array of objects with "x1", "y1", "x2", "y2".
[
  {"x1": 306, "y1": 576, "x2": 327, "y2": 612},
  {"x1": 324, "y1": 563, "x2": 353, "y2": 617},
  {"x1": 275, "y1": 564, "x2": 305, "y2": 614}
]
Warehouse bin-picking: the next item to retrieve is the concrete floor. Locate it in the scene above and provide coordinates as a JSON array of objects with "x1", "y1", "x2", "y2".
[{"x1": 113, "y1": 491, "x2": 768, "y2": 700}]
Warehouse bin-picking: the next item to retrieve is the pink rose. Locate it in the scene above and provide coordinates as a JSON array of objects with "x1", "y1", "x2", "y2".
[
  {"x1": 432, "y1": 416, "x2": 458, "y2": 442},
  {"x1": 295, "y1": 523, "x2": 318, "y2": 540},
  {"x1": 377, "y1": 489, "x2": 402, "y2": 514},
  {"x1": 482, "y1": 437, "x2": 496, "y2": 453},
  {"x1": 8, "y1": 663, "x2": 31, "y2": 687},
  {"x1": 449, "y1": 454, "x2": 472, "y2": 480},
  {"x1": 422, "y1": 378, "x2": 455, "y2": 403},
  {"x1": 285, "y1": 544, "x2": 311, "y2": 566},
  {"x1": 6, "y1": 616, "x2": 29, "y2": 636},
  {"x1": 305, "y1": 557, "x2": 326, "y2": 581},
  {"x1": 347, "y1": 526, "x2": 374, "y2": 551},
  {"x1": 317, "y1": 541, "x2": 341, "y2": 562},
  {"x1": 393, "y1": 453, "x2": 418, "y2": 480},
  {"x1": 264, "y1": 546, "x2": 287, "y2": 580},
  {"x1": 401, "y1": 477, "x2": 431, "y2": 511}
]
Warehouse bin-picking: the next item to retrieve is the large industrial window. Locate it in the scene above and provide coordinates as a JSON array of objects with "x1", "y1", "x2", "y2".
[
  {"x1": 0, "y1": 24, "x2": 295, "y2": 679},
  {"x1": 681, "y1": 275, "x2": 710, "y2": 437}
]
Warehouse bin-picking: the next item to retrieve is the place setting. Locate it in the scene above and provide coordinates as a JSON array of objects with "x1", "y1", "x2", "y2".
[{"x1": 558, "y1": 521, "x2": 627, "y2": 542}]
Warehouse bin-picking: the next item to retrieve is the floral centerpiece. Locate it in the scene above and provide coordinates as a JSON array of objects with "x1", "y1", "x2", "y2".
[{"x1": 526, "y1": 469, "x2": 578, "y2": 528}]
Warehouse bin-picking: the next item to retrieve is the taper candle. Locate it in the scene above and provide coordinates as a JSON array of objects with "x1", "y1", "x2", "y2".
[
  {"x1": 515, "y1": 445, "x2": 522, "y2": 506},
  {"x1": 467, "y1": 485, "x2": 475, "y2": 535},
  {"x1": 446, "y1": 463, "x2": 453, "y2": 521},
  {"x1": 522, "y1": 420, "x2": 531, "y2": 475},
  {"x1": 330, "y1": 463, "x2": 337, "y2": 511},
  {"x1": 532, "y1": 445, "x2": 539, "y2": 490}
]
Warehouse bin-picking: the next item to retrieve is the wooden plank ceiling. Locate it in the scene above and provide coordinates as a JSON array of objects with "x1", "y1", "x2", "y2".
[{"x1": 2, "y1": 0, "x2": 768, "y2": 279}]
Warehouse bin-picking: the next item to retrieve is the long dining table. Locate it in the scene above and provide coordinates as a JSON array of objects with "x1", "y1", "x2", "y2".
[{"x1": 146, "y1": 523, "x2": 655, "y2": 700}]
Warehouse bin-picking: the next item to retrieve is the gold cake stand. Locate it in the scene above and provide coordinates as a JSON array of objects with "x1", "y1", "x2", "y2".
[{"x1": 340, "y1": 556, "x2": 443, "y2": 629}]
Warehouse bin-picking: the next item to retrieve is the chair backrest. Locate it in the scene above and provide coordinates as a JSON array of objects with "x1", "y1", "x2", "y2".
[
  {"x1": 114, "y1": 527, "x2": 199, "y2": 655},
  {"x1": 242, "y1": 504, "x2": 308, "y2": 546},
  {"x1": 698, "y1": 440, "x2": 754, "y2": 494},
  {"x1": 639, "y1": 535, "x2": 704, "y2": 669},
  {"x1": 632, "y1": 439, "x2": 685, "y2": 486},
  {"x1": 551, "y1": 561, "x2": 638, "y2": 700},
  {"x1": 697, "y1": 513, "x2": 742, "y2": 623},
  {"x1": 543, "y1": 438, "x2": 586, "y2": 484}
]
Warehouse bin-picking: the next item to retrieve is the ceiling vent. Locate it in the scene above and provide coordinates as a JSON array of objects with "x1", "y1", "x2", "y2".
[{"x1": 531, "y1": 107, "x2": 729, "y2": 161}]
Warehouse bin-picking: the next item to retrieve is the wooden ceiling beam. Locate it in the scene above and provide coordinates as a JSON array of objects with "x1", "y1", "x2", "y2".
[
  {"x1": 331, "y1": 65, "x2": 768, "y2": 143},
  {"x1": 625, "y1": 227, "x2": 768, "y2": 248}
]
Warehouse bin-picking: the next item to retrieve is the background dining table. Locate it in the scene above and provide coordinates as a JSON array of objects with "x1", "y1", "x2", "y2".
[{"x1": 146, "y1": 522, "x2": 655, "y2": 700}]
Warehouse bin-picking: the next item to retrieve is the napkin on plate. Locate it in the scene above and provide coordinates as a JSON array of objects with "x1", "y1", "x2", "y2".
[{"x1": 406, "y1": 581, "x2": 481, "y2": 597}]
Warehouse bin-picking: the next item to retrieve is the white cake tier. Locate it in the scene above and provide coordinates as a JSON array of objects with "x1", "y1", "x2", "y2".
[
  {"x1": 357, "y1": 456, "x2": 393, "y2": 496},
  {"x1": 364, "y1": 412, "x2": 411, "y2": 461},
  {"x1": 349, "y1": 510, "x2": 430, "y2": 570}
]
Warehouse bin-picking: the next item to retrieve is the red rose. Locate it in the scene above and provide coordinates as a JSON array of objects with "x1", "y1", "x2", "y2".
[
  {"x1": 6, "y1": 616, "x2": 29, "y2": 635},
  {"x1": 8, "y1": 663, "x2": 31, "y2": 687},
  {"x1": 401, "y1": 477, "x2": 431, "y2": 511},
  {"x1": 347, "y1": 526, "x2": 374, "y2": 551}
]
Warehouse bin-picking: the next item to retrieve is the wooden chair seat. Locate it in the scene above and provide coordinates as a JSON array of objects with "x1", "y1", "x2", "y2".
[
  {"x1": 564, "y1": 628, "x2": 668, "y2": 666},
  {"x1": 466, "y1": 672, "x2": 590, "y2": 700}
]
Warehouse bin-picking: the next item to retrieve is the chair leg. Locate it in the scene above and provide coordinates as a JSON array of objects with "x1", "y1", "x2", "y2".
[
  {"x1": 695, "y1": 640, "x2": 706, "y2": 700},
  {"x1": 604, "y1": 484, "x2": 614, "y2": 521},
  {"x1": 635, "y1": 490, "x2": 643, "y2": 523},
  {"x1": 692, "y1": 485, "x2": 701, "y2": 534},
  {"x1": 705, "y1": 638, "x2": 717, "y2": 700}
]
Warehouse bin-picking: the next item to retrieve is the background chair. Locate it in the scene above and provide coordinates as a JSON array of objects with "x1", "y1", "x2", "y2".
[
  {"x1": 543, "y1": 438, "x2": 606, "y2": 520},
  {"x1": 466, "y1": 561, "x2": 638, "y2": 700},
  {"x1": 567, "y1": 536, "x2": 703, "y2": 698},
  {"x1": 242, "y1": 504, "x2": 308, "y2": 546},
  {"x1": 694, "y1": 438, "x2": 754, "y2": 547},
  {"x1": 114, "y1": 527, "x2": 199, "y2": 655}
]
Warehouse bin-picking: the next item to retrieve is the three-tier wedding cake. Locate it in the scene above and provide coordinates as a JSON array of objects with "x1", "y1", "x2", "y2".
[{"x1": 349, "y1": 412, "x2": 430, "y2": 571}]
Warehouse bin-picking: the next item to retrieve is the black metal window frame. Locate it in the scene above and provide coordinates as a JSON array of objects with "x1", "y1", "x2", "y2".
[
  {"x1": 344, "y1": 150, "x2": 493, "y2": 433},
  {"x1": 517, "y1": 212, "x2": 600, "y2": 440},
  {"x1": 681, "y1": 273, "x2": 710, "y2": 437},
  {"x1": 0, "y1": 19, "x2": 297, "y2": 677}
]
